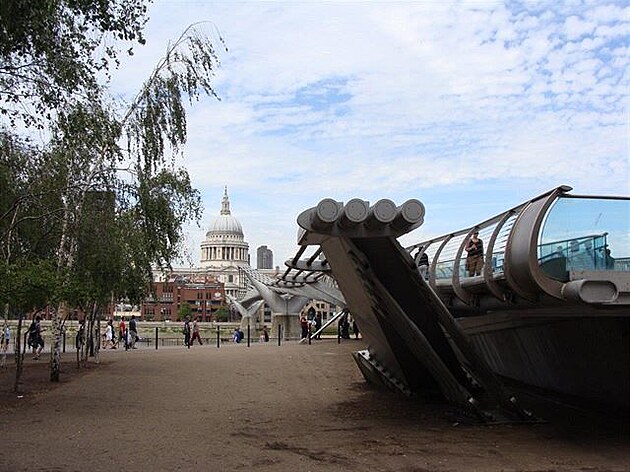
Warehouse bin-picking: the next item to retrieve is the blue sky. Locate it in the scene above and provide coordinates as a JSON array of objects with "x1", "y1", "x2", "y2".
[{"x1": 110, "y1": 0, "x2": 629, "y2": 267}]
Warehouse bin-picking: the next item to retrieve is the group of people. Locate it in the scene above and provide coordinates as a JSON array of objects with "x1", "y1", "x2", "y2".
[
  {"x1": 183, "y1": 317, "x2": 262, "y2": 346},
  {"x1": 183, "y1": 316, "x2": 203, "y2": 348},
  {"x1": 339, "y1": 315, "x2": 360, "y2": 340},
  {"x1": 1, "y1": 313, "x2": 138, "y2": 361},
  {"x1": 300, "y1": 311, "x2": 323, "y2": 340},
  {"x1": 101, "y1": 315, "x2": 139, "y2": 350}
]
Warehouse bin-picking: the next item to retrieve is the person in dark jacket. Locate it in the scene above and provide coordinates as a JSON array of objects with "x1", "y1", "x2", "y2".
[{"x1": 465, "y1": 231, "x2": 484, "y2": 277}]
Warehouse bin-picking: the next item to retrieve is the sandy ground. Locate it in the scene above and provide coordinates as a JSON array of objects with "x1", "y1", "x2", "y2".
[{"x1": 1, "y1": 339, "x2": 629, "y2": 472}]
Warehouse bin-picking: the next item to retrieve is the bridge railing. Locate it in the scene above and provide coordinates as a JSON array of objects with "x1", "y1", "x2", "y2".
[{"x1": 409, "y1": 191, "x2": 629, "y2": 292}]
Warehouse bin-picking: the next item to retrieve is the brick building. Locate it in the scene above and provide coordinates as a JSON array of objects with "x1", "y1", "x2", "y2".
[{"x1": 142, "y1": 273, "x2": 226, "y2": 321}]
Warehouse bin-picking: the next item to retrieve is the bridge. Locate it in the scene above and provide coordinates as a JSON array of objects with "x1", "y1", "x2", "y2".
[{"x1": 235, "y1": 185, "x2": 629, "y2": 419}]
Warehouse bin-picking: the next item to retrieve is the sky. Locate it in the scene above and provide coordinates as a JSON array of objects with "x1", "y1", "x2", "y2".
[{"x1": 109, "y1": 0, "x2": 629, "y2": 268}]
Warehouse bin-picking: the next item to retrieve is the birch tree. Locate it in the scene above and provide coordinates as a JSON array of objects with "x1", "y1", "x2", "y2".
[
  {"x1": 0, "y1": 0, "x2": 148, "y2": 128},
  {"x1": 47, "y1": 24, "x2": 218, "y2": 381},
  {"x1": 1, "y1": 2, "x2": 224, "y2": 382},
  {"x1": 0, "y1": 133, "x2": 61, "y2": 390}
]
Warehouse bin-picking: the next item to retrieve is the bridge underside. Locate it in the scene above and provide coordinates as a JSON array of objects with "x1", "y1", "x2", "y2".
[{"x1": 315, "y1": 236, "x2": 533, "y2": 422}]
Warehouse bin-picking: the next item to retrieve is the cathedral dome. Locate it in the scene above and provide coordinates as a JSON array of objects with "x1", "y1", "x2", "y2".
[
  {"x1": 199, "y1": 186, "x2": 249, "y2": 294},
  {"x1": 208, "y1": 214, "x2": 243, "y2": 237},
  {"x1": 205, "y1": 187, "x2": 244, "y2": 239}
]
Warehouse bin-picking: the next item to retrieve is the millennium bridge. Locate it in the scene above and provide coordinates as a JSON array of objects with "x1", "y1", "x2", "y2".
[{"x1": 236, "y1": 185, "x2": 629, "y2": 421}]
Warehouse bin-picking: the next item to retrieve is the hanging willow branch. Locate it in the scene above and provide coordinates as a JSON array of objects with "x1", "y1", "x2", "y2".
[{"x1": 124, "y1": 22, "x2": 226, "y2": 175}]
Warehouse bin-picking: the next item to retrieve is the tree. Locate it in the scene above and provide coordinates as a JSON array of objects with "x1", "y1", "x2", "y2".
[
  {"x1": 214, "y1": 307, "x2": 228, "y2": 322},
  {"x1": 1, "y1": 3, "x2": 225, "y2": 382},
  {"x1": 46, "y1": 23, "x2": 217, "y2": 380},
  {"x1": 0, "y1": 132, "x2": 63, "y2": 390},
  {"x1": 178, "y1": 303, "x2": 192, "y2": 321},
  {"x1": 0, "y1": 0, "x2": 148, "y2": 128},
  {"x1": 0, "y1": 259, "x2": 58, "y2": 392}
]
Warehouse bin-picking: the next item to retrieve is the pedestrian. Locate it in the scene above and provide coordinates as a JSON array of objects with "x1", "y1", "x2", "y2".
[
  {"x1": 28, "y1": 315, "x2": 45, "y2": 360},
  {"x1": 465, "y1": 230, "x2": 484, "y2": 277},
  {"x1": 118, "y1": 318, "x2": 126, "y2": 349},
  {"x1": 314, "y1": 313, "x2": 322, "y2": 340},
  {"x1": 129, "y1": 315, "x2": 138, "y2": 349},
  {"x1": 118, "y1": 316, "x2": 129, "y2": 348},
  {"x1": 104, "y1": 320, "x2": 114, "y2": 349},
  {"x1": 352, "y1": 319, "x2": 360, "y2": 339},
  {"x1": 604, "y1": 248, "x2": 615, "y2": 269},
  {"x1": 300, "y1": 315, "x2": 309, "y2": 340},
  {"x1": 190, "y1": 316, "x2": 203, "y2": 346},
  {"x1": 1, "y1": 323, "x2": 9, "y2": 368},
  {"x1": 417, "y1": 249, "x2": 430, "y2": 280},
  {"x1": 2, "y1": 324, "x2": 10, "y2": 363},
  {"x1": 340, "y1": 315, "x2": 350, "y2": 339},
  {"x1": 2, "y1": 324, "x2": 9, "y2": 352},
  {"x1": 183, "y1": 316, "x2": 191, "y2": 348},
  {"x1": 233, "y1": 327, "x2": 243, "y2": 343}
]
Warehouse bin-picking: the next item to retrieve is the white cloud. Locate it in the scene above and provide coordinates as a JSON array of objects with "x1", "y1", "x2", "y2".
[
  {"x1": 564, "y1": 15, "x2": 596, "y2": 40},
  {"x1": 108, "y1": 1, "x2": 628, "y2": 264}
]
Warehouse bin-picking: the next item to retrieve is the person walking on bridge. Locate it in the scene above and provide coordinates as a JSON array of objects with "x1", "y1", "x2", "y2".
[
  {"x1": 417, "y1": 249, "x2": 430, "y2": 280},
  {"x1": 465, "y1": 231, "x2": 484, "y2": 277}
]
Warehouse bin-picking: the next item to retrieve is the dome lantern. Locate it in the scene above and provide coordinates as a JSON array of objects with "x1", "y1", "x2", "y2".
[{"x1": 220, "y1": 186, "x2": 231, "y2": 215}]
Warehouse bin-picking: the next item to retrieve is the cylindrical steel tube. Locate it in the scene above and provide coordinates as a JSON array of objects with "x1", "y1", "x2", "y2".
[
  {"x1": 391, "y1": 199, "x2": 425, "y2": 231},
  {"x1": 365, "y1": 199, "x2": 397, "y2": 229},
  {"x1": 310, "y1": 198, "x2": 341, "y2": 230},
  {"x1": 338, "y1": 198, "x2": 369, "y2": 228}
]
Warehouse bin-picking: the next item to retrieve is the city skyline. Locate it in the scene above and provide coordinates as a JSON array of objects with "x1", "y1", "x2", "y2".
[{"x1": 106, "y1": 1, "x2": 627, "y2": 266}]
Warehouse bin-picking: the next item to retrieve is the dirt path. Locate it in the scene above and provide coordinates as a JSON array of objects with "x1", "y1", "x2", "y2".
[{"x1": 1, "y1": 340, "x2": 629, "y2": 472}]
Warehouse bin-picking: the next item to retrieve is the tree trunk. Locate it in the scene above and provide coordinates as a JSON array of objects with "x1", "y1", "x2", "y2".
[
  {"x1": 14, "y1": 314, "x2": 24, "y2": 392},
  {"x1": 94, "y1": 305, "x2": 101, "y2": 364},
  {"x1": 1, "y1": 316, "x2": 7, "y2": 369},
  {"x1": 50, "y1": 302, "x2": 66, "y2": 382},
  {"x1": 87, "y1": 302, "x2": 95, "y2": 358},
  {"x1": 51, "y1": 164, "x2": 98, "y2": 381}
]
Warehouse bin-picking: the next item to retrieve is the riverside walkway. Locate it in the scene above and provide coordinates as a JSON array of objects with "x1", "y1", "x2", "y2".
[{"x1": 1, "y1": 340, "x2": 629, "y2": 472}]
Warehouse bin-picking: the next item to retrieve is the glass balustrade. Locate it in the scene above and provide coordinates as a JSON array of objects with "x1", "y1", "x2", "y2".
[
  {"x1": 539, "y1": 196, "x2": 629, "y2": 280},
  {"x1": 412, "y1": 194, "x2": 628, "y2": 286}
]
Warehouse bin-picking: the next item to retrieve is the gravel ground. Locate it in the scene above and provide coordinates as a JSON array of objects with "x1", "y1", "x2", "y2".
[{"x1": 1, "y1": 339, "x2": 629, "y2": 472}]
